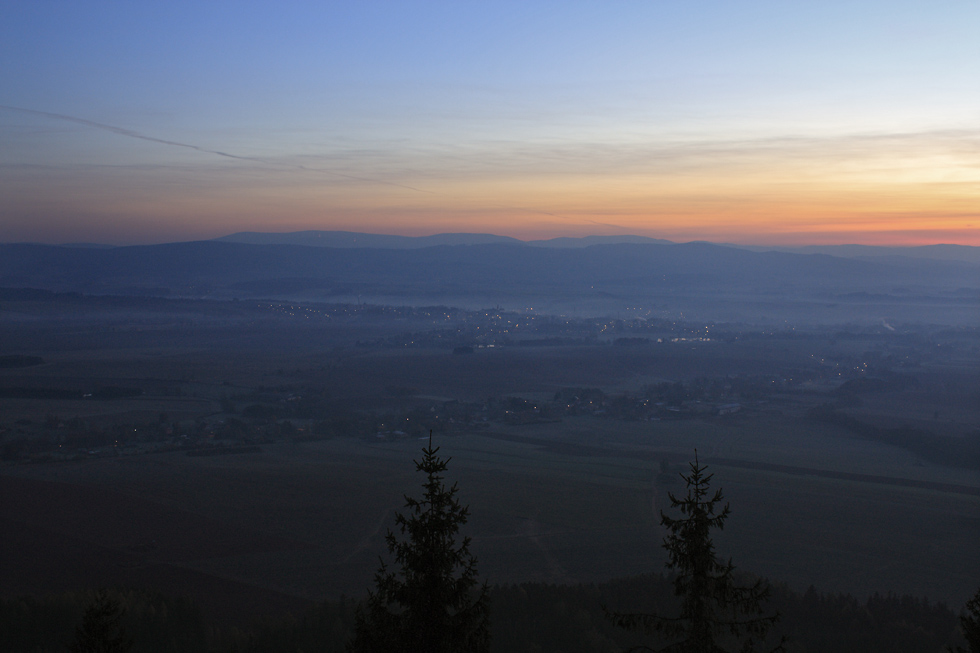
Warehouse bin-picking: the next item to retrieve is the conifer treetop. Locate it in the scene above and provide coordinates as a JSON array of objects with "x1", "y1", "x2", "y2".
[
  {"x1": 608, "y1": 450, "x2": 784, "y2": 653},
  {"x1": 349, "y1": 432, "x2": 489, "y2": 653}
]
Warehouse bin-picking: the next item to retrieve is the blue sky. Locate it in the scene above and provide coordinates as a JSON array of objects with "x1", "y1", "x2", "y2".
[{"x1": 2, "y1": 1, "x2": 979, "y2": 244}]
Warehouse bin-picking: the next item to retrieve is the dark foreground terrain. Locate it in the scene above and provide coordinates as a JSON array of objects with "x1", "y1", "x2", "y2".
[
  {"x1": 1, "y1": 577, "x2": 967, "y2": 652},
  {"x1": 1, "y1": 287, "x2": 978, "y2": 651}
]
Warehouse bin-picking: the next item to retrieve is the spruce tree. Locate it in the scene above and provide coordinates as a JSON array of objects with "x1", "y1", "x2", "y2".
[
  {"x1": 607, "y1": 451, "x2": 784, "y2": 653},
  {"x1": 348, "y1": 433, "x2": 490, "y2": 653},
  {"x1": 67, "y1": 589, "x2": 132, "y2": 653},
  {"x1": 950, "y1": 586, "x2": 980, "y2": 653}
]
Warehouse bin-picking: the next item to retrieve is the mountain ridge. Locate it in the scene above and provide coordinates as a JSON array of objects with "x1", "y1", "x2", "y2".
[
  {"x1": 1, "y1": 239, "x2": 975, "y2": 293},
  {"x1": 212, "y1": 230, "x2": 979, "y2": 262},
  {"x1": 2, "y1": 239, "x2": 976, "y2": 324},
  {"x1": 7, "y1": 230, "x2": 977, "y2": 264}
]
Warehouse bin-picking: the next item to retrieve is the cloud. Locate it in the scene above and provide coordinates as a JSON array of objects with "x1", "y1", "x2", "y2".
[
  {"x1": 5, "y1": 104, "x2": 979, "y2": 244},
  {"x1": 0, "y1": 105, "x2": 611, "y2": 228}
]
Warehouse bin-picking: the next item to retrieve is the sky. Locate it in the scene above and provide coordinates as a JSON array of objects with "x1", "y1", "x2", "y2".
[{"x1": 2, "y1": 1, "x2": 979, "y2": 246}]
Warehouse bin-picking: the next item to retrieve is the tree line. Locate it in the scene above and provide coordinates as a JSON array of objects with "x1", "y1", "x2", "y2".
[{"x1": 3, "y1": 443, "x2": 977, "y2": 652}]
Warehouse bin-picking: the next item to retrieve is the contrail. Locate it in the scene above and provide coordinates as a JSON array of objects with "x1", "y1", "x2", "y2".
[
  {"x1": 0, "y1": 104, "x2": 253, "y2": 161},
  {"x1": 1, "y1": 104, "x2": 609, "y2": 227},
  {"x1": 0, "y1": 104, "x2": 432, "y2": 193}
]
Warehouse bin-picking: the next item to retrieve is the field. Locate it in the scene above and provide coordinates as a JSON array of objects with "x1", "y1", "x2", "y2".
[
  {"x1": 1, "y1": 294, "x2": 978, "y2": 625},
  {"x1": 3, "y1": 421, "x2": 978, "y2": 618}
]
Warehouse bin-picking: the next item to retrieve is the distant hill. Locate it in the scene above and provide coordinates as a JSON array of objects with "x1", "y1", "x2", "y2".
[
  {"x1": 3, "y1": 238, "x2": 977, "y2": 324},
  {"x1": 2, "y1": 239, "x2": 976, "y2": 299},
  {"x1": 215, "y1": 231, "x2": 980, "y2": 262},
  {"x1": 215, "y1": 231, "x2": 523, "y2": 248},
  {"x1": 735, "y1": 243, "x2": 980, "y2": 264},
  {"x1": 56, "y1": 242, "x2": 117, "y2": 249},
  {"x1": 214, "y1": 230, "x2": 677, "y2": 249},
  {"x1": 9, "y1": 231, "x2": 977, "y2": 264},
  {"x1": 528, "y1": 235, "x2": 675, "y2": 247}
]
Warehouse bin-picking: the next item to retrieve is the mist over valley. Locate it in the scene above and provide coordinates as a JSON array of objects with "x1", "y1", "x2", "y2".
[{"x1": 2, "y1": 231, "x2": 977, "y2": 652}]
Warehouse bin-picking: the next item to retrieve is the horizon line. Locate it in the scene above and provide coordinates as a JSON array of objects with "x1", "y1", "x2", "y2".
[{"x1": 1, "y1": 230, "x2": 976, "y2": 251}]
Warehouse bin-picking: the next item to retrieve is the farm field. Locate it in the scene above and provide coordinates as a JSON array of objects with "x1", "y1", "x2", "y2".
[
  {"x1": 3, "y1": 418, "x2": 977, "y2": 620},
  {"x1": 1, "y1": 294, "x2": 978, "y2": 626}
]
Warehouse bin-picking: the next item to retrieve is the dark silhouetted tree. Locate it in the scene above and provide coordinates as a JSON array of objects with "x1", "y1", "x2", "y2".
[
  {"x1": 348, "y1": 433, "x2": 490, "y2": 653},
  {"x1": 950, "y1": 586, "x2": 980, "y2": 653},
  {"x1": 607, "y1": 450, "x2": 784, "y2": 653},
  {"x1": 68, "y1": 589, "x2": 132, "y2": 653}
]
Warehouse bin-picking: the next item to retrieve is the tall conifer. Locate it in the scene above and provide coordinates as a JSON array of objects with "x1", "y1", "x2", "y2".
[
  {"x1": 608, "y1": 451, "x2": 784, "y2": 653},
  {"x1": 950, "y1": 586, "x2": 980, "y2": 653},
  {"x1": 349, "y1": 433, "x2": 490, "y2": 653},
  {"x1": 68, "y1": 589, "x2": 132, "y2": 653}
]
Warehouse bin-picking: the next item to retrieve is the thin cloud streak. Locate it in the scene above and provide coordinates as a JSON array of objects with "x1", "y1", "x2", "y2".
[
  {"x1": 0, "y1": 105, "x2": 435, "y2": 194},
  {"x1": 0, "y1": 105, "x2": 253, "y2": 161},
  {"x1": 4, "y1": 106, "x2": 978, "y2": 245},
  {"x1": 259, "y1": 128, "x2": 980, "y2": 193},
  {"x1": 0, "y1": 105, "x2": 609, "y2": 228}
]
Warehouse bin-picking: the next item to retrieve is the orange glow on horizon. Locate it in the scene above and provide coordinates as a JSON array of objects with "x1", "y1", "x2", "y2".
[{"x1": 4, "y1": 129, "x2": 978, "y2": 247}]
